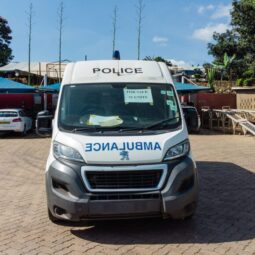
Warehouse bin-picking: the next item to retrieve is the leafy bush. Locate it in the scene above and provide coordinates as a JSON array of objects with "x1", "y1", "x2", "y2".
[
  {"x1": 194, "y1": 74, "x2": 201, "y2": 79},
  {"x1": 243, "y1": 78, "x2": 255, "y2": 86},
  {"x1": 207, "y1": 68, "x2": 216, "y2": 91},
  {"x1": 236, "y1": 78, "x2": 244, "y2": 86},
  {"x1": 243, "y1": 69, "x2": 254, "y2": 78}
]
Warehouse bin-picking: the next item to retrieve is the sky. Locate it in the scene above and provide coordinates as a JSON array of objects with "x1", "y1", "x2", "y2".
[{"x1": 1, "y1": 0, "x2": 232, "y2": 68}]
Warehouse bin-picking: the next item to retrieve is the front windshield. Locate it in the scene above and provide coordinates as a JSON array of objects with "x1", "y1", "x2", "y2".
[{"x1": 59, "y1": 83, "x2": 181, "y2": 132}]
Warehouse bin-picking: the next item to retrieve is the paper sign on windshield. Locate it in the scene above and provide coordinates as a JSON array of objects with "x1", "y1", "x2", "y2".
[
  {"x1": 167, "y1": 90, "x2": 174, "y2": 97},
  {"x1": 87, "y1": 115, "x2": 123, "y2": 127},
  {"x1": 124, "y1": 88, "x2": 153, "y2": 103},
  {"x1": 167, "y1": 100, "x2": 177, "y2": 111}
]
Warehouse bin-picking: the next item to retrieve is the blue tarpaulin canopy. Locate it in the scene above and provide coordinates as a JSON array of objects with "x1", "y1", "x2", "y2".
[
  {"x1": 39, "y1": 83, "x2": 61, "y2": 92},
  {"x1": 174, "y1": 82, "x2": 211, "y2": 93},
  {"x1": 38, "y1": 82, "x2": 210, "y2": 94},
  {"x1": 0, "y1": 77, "x2": 36, "y2": 93}
]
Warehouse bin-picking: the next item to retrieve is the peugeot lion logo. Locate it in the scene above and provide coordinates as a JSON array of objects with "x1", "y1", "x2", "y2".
[{"x1": 120, "y1": 151, "x2": 129, "y2": 161}]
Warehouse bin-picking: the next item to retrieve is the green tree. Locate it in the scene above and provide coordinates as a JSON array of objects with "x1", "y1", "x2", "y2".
[
  {"x1": 208, "y1": 30, "x2": 246, "y2": 78},
  {"x1": 232, "y1": 0, "x2": 255, "y2": 54},
  {"x1": 144, "y1": 56, "x2": 172, "y2": 66},
  {"x1": 0, "y1": 16, "x2": 13, "y2": 66},
  {"x1": 232, "y1": 0, "x2": 255, "y2": 73},
  {"x1": 208, "y1": 30, "x2": 243, "y2": 63},
  {"x1": 208, "y1": 0, "x2": 255, "y2": 78}
]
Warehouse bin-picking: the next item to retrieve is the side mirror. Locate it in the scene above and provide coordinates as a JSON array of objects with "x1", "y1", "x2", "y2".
[
  {"x1": 183, "y1": 109, "x2": 200, "y2": 133},
  {"x1": 36, "y1": 110, "x2": 53, "y2": 137}
]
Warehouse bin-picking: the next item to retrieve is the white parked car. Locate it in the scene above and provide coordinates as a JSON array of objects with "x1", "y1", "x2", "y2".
[{"x1": 0, "y1": 109, "x2": 33, "y2": 135}]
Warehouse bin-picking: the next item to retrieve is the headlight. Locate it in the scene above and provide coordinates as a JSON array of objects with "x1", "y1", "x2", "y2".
[
  {"x1": 164, "y1": 140, "x2": 190, "y2": 161},
  {"x1": 53, "y1": 141, "x2": 84, "y2": 162}
]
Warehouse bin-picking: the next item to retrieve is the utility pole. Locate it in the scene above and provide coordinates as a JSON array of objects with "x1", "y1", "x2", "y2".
[
  {"x1": 58, "y1": 1, "x2": 64, "y2": 83},
  {"x1": 112, "y1": 5, "x2": 118, "y2": 54},
  {"x1": 136, "y1": 0, "x2": 145, "y2": 60},
  {"x1": 27, "y1": 3, "x2": 33, "y2": 85}
]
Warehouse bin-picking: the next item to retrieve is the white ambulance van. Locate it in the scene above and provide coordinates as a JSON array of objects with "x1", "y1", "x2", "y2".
[{"x1": 40, "y1": 60, "x2": 199, "y2": 222}]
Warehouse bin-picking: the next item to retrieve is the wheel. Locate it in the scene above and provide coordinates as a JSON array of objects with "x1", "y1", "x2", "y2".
[
  {"x1": 183, "y1": 202, "x2": 197, "y2": 220},
  {"x1": 21, "y1": 125, "x2": 27, "y2": 136},
  {"x1": 48, "y1": 208, "x2": 60, "y2": 223},
  {"x1": 183, "y1": 212, "x2": 195, "y2": 220},
  {"x1": 171, "y1": 202, "x2": 197, "y2": 220}
]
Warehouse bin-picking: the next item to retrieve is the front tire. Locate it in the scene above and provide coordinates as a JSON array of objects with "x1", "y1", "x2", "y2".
[
  {"x1": 21, "y1": 125, "x2": 27, "y2": 136},
  {"x1": 183, "y1": 213, "x2": 195, "y2": 220},
  {"x1": 171, "y1": 202, "x2": 197, "y2": 220}
]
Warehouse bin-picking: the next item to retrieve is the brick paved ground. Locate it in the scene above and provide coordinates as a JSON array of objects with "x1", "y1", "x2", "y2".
[{"x1": 0, "y1": 131, "x2": 254, "y2": 255}]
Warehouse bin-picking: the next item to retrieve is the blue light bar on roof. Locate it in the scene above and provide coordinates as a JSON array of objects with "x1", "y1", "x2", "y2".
[{"x1": 112, "y1": 50, "x2": 120, "y2": 60}]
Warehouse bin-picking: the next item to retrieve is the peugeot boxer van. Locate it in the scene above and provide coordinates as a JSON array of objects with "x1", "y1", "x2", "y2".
[{"x1": 38, "y1": 60, "x2": 199, "y2": 222}]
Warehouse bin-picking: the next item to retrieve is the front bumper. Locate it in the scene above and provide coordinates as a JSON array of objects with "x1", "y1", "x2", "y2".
[{"x1": 46, "y1": 157, "x2": 199, "y2": 221}]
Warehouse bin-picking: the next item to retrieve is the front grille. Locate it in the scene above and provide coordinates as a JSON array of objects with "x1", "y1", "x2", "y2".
[
  {"x1": 86, "y1": 170, "x2": 163, "y2": 190},
  {"x1": 90, "y1": 193, "x2": 160, "y2": 201}
]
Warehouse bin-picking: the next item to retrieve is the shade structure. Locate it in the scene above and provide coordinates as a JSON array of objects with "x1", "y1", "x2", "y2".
[
  {"x1": 39, "y1": 83, "x2": 61, "y2": 92},
  {"x1": 174, "y1": 82, "x2": 211, "y2": 93},
  {"x1": 38, "y1": 82, "x2": 210, "y2": 94},
  {"x1": 0, "y1": 77, "x2": 36, "y2": 93}
]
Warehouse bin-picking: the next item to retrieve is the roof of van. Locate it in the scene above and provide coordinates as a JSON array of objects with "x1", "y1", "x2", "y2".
[{"x1": 61, "y1": 60, "x2": 173, "y2": 85}]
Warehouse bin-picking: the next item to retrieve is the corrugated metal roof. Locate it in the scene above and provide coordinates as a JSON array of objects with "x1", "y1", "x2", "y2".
[
  {"x1": 0, "y1": 62, "x2": 67, "y2": 78},
  {"x1": 0, "y1": 62, "x2": 48, "y2": 75},
  {"x1": 232, "y1": 86, "x2": 255, "y2": 91}
]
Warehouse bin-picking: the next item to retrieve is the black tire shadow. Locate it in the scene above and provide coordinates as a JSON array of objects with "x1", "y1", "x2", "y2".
[{"x1": 70, "y1": 161, "x2": 255, "y2": 244}]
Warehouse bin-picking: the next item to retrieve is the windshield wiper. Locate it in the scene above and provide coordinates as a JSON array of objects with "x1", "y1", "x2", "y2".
[
  {"x1": 117, "y1": 127, "x2": 144, "y2": 132},
  {"x1": 72, "y1": 127, "x2": 99, "y2": 133},
  {"x1": 72, "y1": 126, "x2": 124, "y2": 133},
  {"x1": 71, "y1": 117, "x2": 180, "y2": 133},
  {"x1": 118, "y1": 117, "x2": 180, "y2": 132},
  {"x1": 144, "y1": 117, "x2": 180, "y2": 129}
]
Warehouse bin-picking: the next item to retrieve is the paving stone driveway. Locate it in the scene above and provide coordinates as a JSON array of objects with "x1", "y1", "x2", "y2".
[{"x1": 0, "y1": 132, "x2": 254, "y2": 255}]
